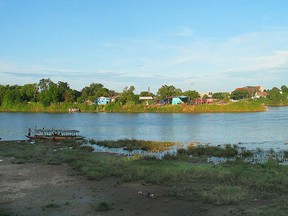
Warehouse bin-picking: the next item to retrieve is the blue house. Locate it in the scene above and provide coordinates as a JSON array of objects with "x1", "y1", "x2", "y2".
[{"x1": 96, "y1": 97, "x2": 111, "y2": 105}]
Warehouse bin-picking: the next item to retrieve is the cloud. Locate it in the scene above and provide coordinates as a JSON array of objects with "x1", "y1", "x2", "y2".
[
  {"x1": 171, "y1": 26, "x2": 194, "y2": 37},
  {"x1": 1, "y1": 29, "x2": 288, "y2": 93}
]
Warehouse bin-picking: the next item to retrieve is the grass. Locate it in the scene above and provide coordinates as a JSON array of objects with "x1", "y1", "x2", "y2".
[
  {"x1": 93, "y1": 201, "x2": 110, "y2": 211},
  {"x1": 113, "y1": 101, "x2": 266, "y2": 113},
  {"x1": 0, "y1": 101, "x2": 266, "y2": 113},
  {"x1": 1, "y1": 140, "x2": 288, "y2": 214},
  {"x1": 89, "y1": 139, "x2": 178, "y2": 152},
  {"x1": 44, "y1": 203, "x2": 61, "y2": 208}
]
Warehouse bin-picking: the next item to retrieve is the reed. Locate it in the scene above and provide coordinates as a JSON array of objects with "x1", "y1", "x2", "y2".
[
  {"x1": 0, "y1": 101, "x2": 265, "y2": 113},
  {"x1": 89, "y1": 139, "x2": 177, "y2": 152}
]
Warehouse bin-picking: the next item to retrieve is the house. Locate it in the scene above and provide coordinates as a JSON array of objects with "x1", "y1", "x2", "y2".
[
  {"x1": 236, "y1": 86, "x2": 264, "y2": 97},
  {"x1": 139, "y1": 96, "x2": 154, "y2": 100},
  {"x1": 254, "y1": 91, "x2": 268, "y2": 99},
  {"x1": 139, "y1": 96, "x2": 154, "y2": 105},
  {"x1": 96, "y1": 97, "x2": 110, "y2": 105}
]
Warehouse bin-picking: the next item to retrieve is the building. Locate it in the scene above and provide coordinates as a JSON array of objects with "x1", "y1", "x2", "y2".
[
  {"x1": 96, "y1": 97, "x2": 111, "y2": 105},
  {"x1": 139, "y1": 96, "x2": 154, "y2": 105},
  {"x1": 254, "y1": 91, "x2": 268, "y2": 98},
  {"x1": 236, "y1": 86, "x2": 264, "y2": 97}
]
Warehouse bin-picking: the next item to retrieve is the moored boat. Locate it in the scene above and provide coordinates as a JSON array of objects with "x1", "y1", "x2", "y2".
[{"x1": 26, "y1": 128, "x2": 84, "y2": 140}]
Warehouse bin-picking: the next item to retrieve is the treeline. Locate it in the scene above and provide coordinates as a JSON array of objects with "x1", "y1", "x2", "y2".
[
  {"x1": 0, "y1": 79, "x2": 201, "y2": 107},
  {"x1": 0, "y1": 78, "x2": 288, "y2": 109}
]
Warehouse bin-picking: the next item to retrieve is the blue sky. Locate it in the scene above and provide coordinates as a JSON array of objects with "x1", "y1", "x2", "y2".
[{"x1": 1, "y1": 0, "x2": 288, "y2": 93}]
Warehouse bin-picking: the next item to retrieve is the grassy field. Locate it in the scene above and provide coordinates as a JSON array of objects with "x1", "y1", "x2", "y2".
[{"x1": 1, "y1": 140, "x2": 288, "y2": 215}]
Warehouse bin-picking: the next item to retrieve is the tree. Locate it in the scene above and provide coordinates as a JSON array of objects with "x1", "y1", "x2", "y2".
[
  {"x1": 37, "y1": 79, "x2": 59, "y2": 106},
  {"x1": 157, "y1": 85, "x2": 182, "y2": 99},
  {"x1": 118, "y1": 86, "x2": 138, "y2": 105},
  {"x1": 80, "y1": 83, "x2": 109, "y2": 101},
  {"x1": 212, "y1": 92, "x2": 230, "y2": 100},
  {"x1": 2, "y1": 85, "x2": 22, "y2": 106},
  {"x1": 281, "y1": 85, "x2": 288, "y2": 94},
  {"x1": 184, "y1": 90, "x2": 200, "y2": 100},
  {"x1": 21, "y1": 84, "x2": 37, "y2": 102},
  {"x1": 38, "y1": 78, "x2": 53, "y2": 92},
  {"x1": 230, "y1": 90, "x2": 249, "y2": 100},
  {"x1": 0, "y1": 85, "x2": 6, "y2": 105},
  {"x1": 140, "y1": 91, "x2": 152, "y2": 97},
  {"x1": 57, "y1": 81, "x2": 70, "y2": 102},
  {"x1": 267, "y1": 87, "x2": 282, "y2": 101}
]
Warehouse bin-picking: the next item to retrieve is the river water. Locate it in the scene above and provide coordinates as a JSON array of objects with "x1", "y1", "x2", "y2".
[{"x1": 1, "y1": 106, "x2": 288, "y2": 150}]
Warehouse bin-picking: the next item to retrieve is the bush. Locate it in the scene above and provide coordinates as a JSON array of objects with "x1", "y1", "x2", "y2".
[
  {"x1": 187, "y1": 144, "x2": 238, "y2": 157},
  {"x1": 95, "y1": 201, "x2": 110, "y2": 211}
]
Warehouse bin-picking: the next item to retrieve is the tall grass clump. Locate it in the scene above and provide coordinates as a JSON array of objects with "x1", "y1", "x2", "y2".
[
  {"x1": 187, "y1": 144, "x2": 238, "y2": 157},
  {"x1": 90, "y1": 139, "x2": 177, "y2": 152},
  {"x1": 193, "y1": 101, "x2": 265, "y2": 113}
]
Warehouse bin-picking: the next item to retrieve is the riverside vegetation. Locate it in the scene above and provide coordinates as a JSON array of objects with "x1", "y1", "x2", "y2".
[
  {"x1": 0, "y1": 100, "x2": 266, "y2": 113},
  {"x1": 1, "y1": 140, "x2": 288, "y2": 215},
  {"x1": 0, "y1": 78, "x2": 287, "y2": 113}
]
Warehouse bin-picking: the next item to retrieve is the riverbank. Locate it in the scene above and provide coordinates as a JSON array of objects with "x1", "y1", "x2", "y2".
[
  {"x1": 0, "y1": 101, "x2": 266, "y2": 113},
  {"x1": 1, "y1": 140, "x2": 288, "y2": 215}
]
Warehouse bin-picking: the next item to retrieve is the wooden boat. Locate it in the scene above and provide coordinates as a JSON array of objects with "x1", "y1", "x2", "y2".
[{"x1": 26, "y1": 128, "x2": 84, "y2": 140}]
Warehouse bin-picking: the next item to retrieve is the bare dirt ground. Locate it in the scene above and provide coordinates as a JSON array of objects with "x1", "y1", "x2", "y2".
[{"x1": 0, "y1": 157, "x2": 234, "y2": 216}]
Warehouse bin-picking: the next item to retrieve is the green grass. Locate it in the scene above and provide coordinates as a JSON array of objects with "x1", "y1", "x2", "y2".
[
  {"x1": 89, "y1": 139, "x2": 178, "y2": 152},
  {"x1": 0, "y1": 101, "x2": 266, "y2": 113},
  {"x1": 93, "y1": 201, "x2": 110, "y2": 211},
  {"x1": 1, "y1": 140, "x2": 288, "y2": 214},
  {"x1": 44, "y1": 203, "x2": 61, "y2": 208},
  {"x1": 0, "y1": 102, "x2": 98, "y2": 112}
]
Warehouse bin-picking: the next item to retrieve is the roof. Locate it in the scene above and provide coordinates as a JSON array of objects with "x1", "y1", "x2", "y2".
[{"x1": 139, "y1": 96, "x2": 154, "y2": 100}]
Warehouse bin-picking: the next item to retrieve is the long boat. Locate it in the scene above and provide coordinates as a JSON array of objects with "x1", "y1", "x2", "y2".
[{"x1": 26, "y1": 128, "x2": 84, "y2": 140}]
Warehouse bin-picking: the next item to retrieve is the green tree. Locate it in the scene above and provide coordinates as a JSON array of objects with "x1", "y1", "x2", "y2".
[
  {"x1": 230, "y1": 90, "x2": 249, "y2": 100},
  {"x1": 0, "y1": 85, "x2": 6, "y2": 105},
  {"x1": 184, "y1": 90, "x2": 200, "y2": 100},
  {"x1": 212, "y1": 92, "x2": 230, "y2": 100},
  {"x1": 38, "y1": 79, "x2": 59, "y2": 106},
  {"x1": 38, "y1": 78, "x2": 53, "y2": 92},
  {"x1": 21, "y1": 83, "x2": 37, "y2": 102},
  {"x1": 2, "y1": 85, "x2": 22, "y2": 106},
  {"x1": 157, "y1": 85, "x2": 182, "y2": 99},
  {"x1": 57, "y1": 81, "x2": 71, "y2": 102},
  {"x1": 267, "y1": 87, "x2": 282, "y2": 101},
  {"x1": 80, "y1": 83, "x2": 109, "y2": 101},
  {"x1": 118, "y1": 86, "x2": 138, "y2": 105},
  {"x1": 281, "y1": 85, "x2": 288, "y2": 94},
  {"x1": 140, "y1": 91, "x2": 152, "y2": 97}
]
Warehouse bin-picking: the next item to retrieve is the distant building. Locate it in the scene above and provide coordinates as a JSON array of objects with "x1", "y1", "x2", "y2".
[
  {"x1": 254, "y1": 91, "x2": 268, "y2": 98},
  {"x1": 199, "y1": 92, "x2": 213, "y2": 98},
  {"x1": 139, "y1": 96, "x2": 154, "y2": 100},
  {"x1": 139, "y1": 96, "x2": 154, "y2": 105},
  {"x1": 96, "y1": 97, "x2": 110, "y2": 105},
  {"x1": 235, "y1": 86, "x2": 264, "y2": 97}
]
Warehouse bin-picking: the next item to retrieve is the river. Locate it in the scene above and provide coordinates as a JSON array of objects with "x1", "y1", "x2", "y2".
[{"x1": 1, "y1": 106, "x2": 288, "y2": 150}]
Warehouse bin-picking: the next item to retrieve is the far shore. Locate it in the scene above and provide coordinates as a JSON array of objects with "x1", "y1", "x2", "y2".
[{"x1": 0, "y1": 101, "x2": 267, "y2": 113}]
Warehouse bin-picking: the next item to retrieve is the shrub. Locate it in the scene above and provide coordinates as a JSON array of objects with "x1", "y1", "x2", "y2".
[{"x1": 95, "y1": 201, "x2": 110, "y2": 211}]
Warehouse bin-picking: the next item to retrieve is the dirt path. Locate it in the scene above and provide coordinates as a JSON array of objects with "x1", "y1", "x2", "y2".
[{"x1": 0, "y1": 157, "x2": 232, "y2": 216}]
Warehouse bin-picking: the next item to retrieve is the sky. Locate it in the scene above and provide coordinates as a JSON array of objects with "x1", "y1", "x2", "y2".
[{"x1": 1, "y1": 0, "x2": 288, "y2": 94}]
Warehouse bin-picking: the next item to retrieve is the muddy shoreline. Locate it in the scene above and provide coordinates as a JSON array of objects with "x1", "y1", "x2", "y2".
[{"x1": 1, "y1": 156, "x2": 233, "y2": 216}]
